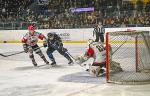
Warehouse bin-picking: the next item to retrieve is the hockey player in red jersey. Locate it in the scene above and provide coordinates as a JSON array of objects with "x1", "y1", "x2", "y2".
[{"x1": 21, "y1": 25, "x2": 49, "y2": 66}]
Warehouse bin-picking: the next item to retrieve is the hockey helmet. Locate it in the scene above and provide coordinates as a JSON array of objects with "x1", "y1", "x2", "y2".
[
  {"x1": 28, "y1": 25, "x2": 34, "y2": 30},
  {"x1": 88, "y1": 39, "x2": 94, "y2": 45},
  {"x1": 88, "y1": 39, "x2": 94, "y2": 47},
  {"x1": 47, "y1": 33, "x2": 54, "y2": 40}
]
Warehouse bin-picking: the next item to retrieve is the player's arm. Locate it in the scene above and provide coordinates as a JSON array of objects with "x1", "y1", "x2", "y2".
[
  {"x1": 55, "y1": 34, "x2": 63, "y2": 46},
  {"x1": 21, "y1": 35, "x2": 28, "y2": 53},
  {"x1": 21, "y1": 34, "x2": 27, "y2": 43},
  {"x1": 35, "y1": 32, "x2": 48, "y2": 47},
  {"x1": 43, "y1": 37, "x2": 48, "y2": 48},
  {"x1": 75, "y1": 47, "x2": 93, "y2": 64},
  {"x1": 85, "y1": 47, "x2": 94, "y2": 57},
  {"x1": 36, "y1": 32, "x2": 46, "y2": 40}
]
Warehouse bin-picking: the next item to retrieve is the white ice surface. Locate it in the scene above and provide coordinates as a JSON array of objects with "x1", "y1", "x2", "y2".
[{"x1": 0, "y1": 43, "x2": 150, "y2": 96}]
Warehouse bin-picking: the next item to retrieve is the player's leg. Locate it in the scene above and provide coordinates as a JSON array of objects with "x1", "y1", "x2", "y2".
[
  {"x1": 57, "y1": 47, "x2": 73, "y2": 65},
  {"x1": 46, "y1": 49, "x2": 56, "y2": 65},
  {"x1": 33, "y1": 45, "x2": 49, "y2": 65},
  {"x1": 28, "y1": 48, "x2": 37, "y2": 66}
]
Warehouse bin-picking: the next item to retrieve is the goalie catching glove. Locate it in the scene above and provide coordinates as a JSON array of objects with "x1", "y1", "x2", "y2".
[{"x1": 75, "y1": 55, "x2": 88, "y2": 65}]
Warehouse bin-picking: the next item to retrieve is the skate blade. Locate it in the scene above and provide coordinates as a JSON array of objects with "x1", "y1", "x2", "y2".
[
  {"x1": 68, "y1": 62, "x2": 74, "y2": 66},
  {"x1": 36, "y1": 64, "x2": 51, "y2": 69},
  {"x1": 51, "y1": 64, "x2": 57, "y2": 67}
]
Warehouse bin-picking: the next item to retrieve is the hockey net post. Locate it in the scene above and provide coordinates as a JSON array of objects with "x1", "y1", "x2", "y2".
[{"x1": 106, "y1": 30, "x2": 150, "y2": 84}]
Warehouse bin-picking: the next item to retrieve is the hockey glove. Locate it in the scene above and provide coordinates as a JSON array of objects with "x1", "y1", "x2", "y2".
[
  {"x1": 59, "y1": 42, "x2": 63, "y2": 47},
  {"x1": 23, "y1": 44, "x2": 28, "y2": 53},
  {"x1": 55, "y1": 41, "x2": 63, "y2": 48},
  {"x1": 75, "y1": 55, "x2": 88, "y2": 65},
  {"x1": 28, "y1": 46, "x2": 33, "y2": 53},
  {"x1": 62, "y1": 47, "x2": 68, "y2": 52},
  {"x1": 43, "y1": 43, "x2": 47, "y2": 48}
]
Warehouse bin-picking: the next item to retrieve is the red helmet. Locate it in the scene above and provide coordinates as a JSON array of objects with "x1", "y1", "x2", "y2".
[{"x1": 28, "y1": 25, "x2": 34, "y2": 30}]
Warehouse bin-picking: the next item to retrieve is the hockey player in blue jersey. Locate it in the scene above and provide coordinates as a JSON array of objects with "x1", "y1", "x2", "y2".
[{"x1": 43, "y1": 33, "x2": 73, "y2": 66}]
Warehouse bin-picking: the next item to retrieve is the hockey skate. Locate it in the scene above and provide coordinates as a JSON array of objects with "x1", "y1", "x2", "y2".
[
  {"x1": 32, "y1": 61, "x2": 38, "y2": 67},
  {"x1": 44, "y1": 60, "x2": 49, "y2": 65},
  {"x1": 41, "y1": 56, "x2": 49, "y2": 65},
  {"x1": 68, "y1": 59, "x2": 74, "y2": 65},
  {"x1": 50, "y1": 61, "x2": 57, "y2": 67}
]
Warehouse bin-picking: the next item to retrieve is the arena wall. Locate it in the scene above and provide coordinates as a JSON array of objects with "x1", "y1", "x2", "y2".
[
  {"x1": 0, "y1": 28, "x2": 94, "y2": 43},
  {"x1": 0, "y1": 27, "x2": 149, "y2": 43}
]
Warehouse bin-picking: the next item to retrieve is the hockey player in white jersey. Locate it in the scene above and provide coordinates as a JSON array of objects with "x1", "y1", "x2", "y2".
[
  {"x1": 75, "y1": 39, "x2": 122, "y2": 77},
  {"x1": 75, "y1": 40, "x2": 106, "y2": 76},
  {"x1": 21, "y1": 25, "x2": 49, "y2": 66}
]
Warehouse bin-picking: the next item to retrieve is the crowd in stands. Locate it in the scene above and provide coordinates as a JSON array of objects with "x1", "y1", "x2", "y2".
[
  {"x1": 0, "y1": 0, "x2": 150, "y2": 29},
  {"x1": 0, "y1": 0, "x2": 34, "y2": 22}
]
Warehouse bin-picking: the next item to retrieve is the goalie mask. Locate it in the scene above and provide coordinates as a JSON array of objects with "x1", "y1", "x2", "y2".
[
  {"x1": 47, "y1": 33, "x2": 54, "y2": 40},
  {"x1": 88, "y1": 39, "x2": 94, "y2": 46},
  {"x1": 90, "y1": 42, "x2": 105, "y2": 52}
]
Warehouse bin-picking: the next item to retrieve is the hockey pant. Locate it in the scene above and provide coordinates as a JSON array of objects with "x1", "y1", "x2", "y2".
[
  {"x1": 28, "y1": 45, "x2": 48, "y2": 65},
  {"x1": 47, "y1": 47, "x2": 72, "y2": 64}
]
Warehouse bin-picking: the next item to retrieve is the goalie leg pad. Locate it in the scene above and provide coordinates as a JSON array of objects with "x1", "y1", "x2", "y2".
[
  {"x1": 89, "y1": 66, "x2": 105, "y2": 77},
  {"x1": 110, "y1": 61, "x2": 123, "y2": 72}
]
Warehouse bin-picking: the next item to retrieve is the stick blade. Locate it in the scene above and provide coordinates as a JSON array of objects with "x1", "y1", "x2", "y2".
[{"x1": 0, "y1": 53, "x2": 7, "y2": 57}]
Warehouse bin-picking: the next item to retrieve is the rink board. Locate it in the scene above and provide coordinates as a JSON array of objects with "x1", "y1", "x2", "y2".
[{"x1": 0, "y1": 27, "x2": 149, "y2": 43}]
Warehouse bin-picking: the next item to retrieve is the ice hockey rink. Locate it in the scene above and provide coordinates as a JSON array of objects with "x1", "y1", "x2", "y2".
[{"x1": 0, "y1": 43, "x2": 150, "y2": 96}]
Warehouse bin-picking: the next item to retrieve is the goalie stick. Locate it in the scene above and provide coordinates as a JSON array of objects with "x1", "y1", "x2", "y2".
[
  {"x1": 0, "y1": 46, "x2": 44, "y2": 57},
  {"x1": 66, "y1": 51, "x2": 88, "y2": 70}
]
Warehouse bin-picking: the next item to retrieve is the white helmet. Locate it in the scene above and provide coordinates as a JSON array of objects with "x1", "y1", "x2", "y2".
[{"x1": 87, "y1": 39, "x2": 94, "y2": 45}]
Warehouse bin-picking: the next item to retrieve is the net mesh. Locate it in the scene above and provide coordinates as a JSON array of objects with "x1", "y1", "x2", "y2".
[{"x1": 106, "y1": 31, "x2": 150, "y2": 84}]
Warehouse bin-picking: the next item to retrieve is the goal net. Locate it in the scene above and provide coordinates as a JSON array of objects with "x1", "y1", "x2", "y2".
[{"x1": 105, "y1": 30, "x2": 150, "y2": 84}]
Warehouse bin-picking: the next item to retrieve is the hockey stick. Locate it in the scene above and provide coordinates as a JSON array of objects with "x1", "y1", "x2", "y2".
[
  {"x1": 50, "y1": 43, "x2": 88, "y2": 69},
  {"x1": 0, "y1": 51, "x2": 25, "y2": 57},
  {"x1": 0, "y1": 53, "x2": 8, "y2": 57},
  {"x1": 66, "y1": 51, "x2": 88, "y2": 70},
  {"x1": 0, "y1": 46, "x2": 44, "y2": 57},
  {"x1": 49, "y1": 42, "x2": 77, "y2": 60},
  {"x1": 66, "y1": 51, "x2": 76, "y2": 60}
]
